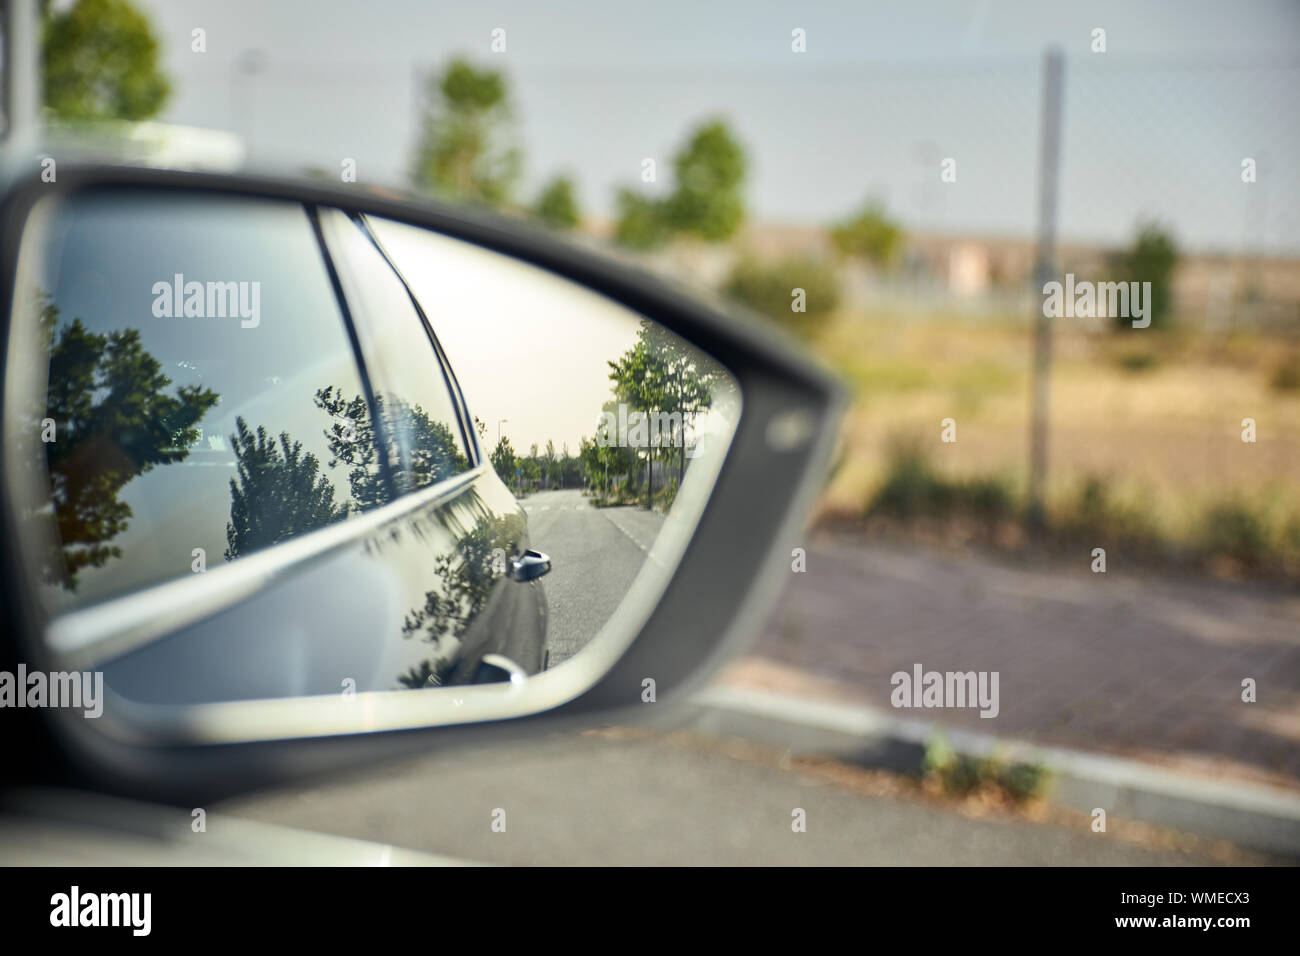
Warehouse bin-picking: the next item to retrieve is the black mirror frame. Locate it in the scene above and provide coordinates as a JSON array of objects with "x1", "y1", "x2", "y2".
[{"x1": 0, "y1": 164, "x2": 845, "y2": 805}]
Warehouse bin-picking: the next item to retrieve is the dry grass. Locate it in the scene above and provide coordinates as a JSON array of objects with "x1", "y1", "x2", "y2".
[{"x1": 812, "y1": 310, "x2": 1300, "y2": 565}]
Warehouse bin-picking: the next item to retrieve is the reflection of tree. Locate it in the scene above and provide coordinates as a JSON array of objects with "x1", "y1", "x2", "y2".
[
  {"x1": 580, "y1": 399, "x2": 637, "y2": 499},
  {"x1": 314, "y1": 386, "x2": 387, "y2": 512},
  {"x1": 489, "y1": 434, "x2": 517, "y2": 491},
  {"x1": 42, "y1": 303, "x2": 218, "y2": 589},
  {"x1": 397, "y1": 659, "x2": 456, "y2": 690},
  {"x1": 388, "y1": 393, "x2": 470, "y2": 494},
  {"x1": 396, "y1": 510, "x2": 525, "y2": 688},
  {"x1": 314, "y1": 387, "x2": 468, "y2": 508},
  {"x1": 224, "y1": 417, "x2": 347, "y2": 560},
  {"x1": 606, "y1": 321, "x2": 715, "y2": 508},
  {"x1": 639, "y1": 321, "x2": 719, "y2": 492}
]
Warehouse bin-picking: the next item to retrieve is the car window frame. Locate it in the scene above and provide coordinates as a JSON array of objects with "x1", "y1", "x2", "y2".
[
  {"x1": 312, "y1": 207, "x2": 479, "y2": 488},
  {"x1": 354, "y1": 213, "x2": 481, "y2": 468}
]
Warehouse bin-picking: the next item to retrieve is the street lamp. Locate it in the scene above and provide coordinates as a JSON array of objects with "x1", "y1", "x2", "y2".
[{"x1": 497, "y1": 418, "x2": 507, "y2": 446}]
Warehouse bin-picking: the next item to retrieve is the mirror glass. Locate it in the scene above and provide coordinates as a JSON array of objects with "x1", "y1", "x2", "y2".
[{"x1": 5, "y1": 187, "x2": 740, "y2": 739}]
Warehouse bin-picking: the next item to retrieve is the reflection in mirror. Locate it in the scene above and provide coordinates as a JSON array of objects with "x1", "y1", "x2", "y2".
[{"x1": 6, "y1": 187, "x2": 740, "y2": 738}]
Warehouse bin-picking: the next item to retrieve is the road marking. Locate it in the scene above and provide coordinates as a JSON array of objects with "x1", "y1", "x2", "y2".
[{"x1": 601, "y1": 510, "x2": 652, "y2": 553}]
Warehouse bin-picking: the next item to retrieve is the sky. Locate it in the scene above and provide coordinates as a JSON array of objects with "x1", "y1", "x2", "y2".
[
  {"x1": 372, "y1": 217, "x2": 648, "y2": 455},
  {"x1": 122, "y1": 0, "x2": 1300, "y2": 255}
]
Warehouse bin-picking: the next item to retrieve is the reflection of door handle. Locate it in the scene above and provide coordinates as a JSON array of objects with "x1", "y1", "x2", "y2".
[
  {"x1": 509, "y1": 549, "x2": 551, "y2": 582},
  {"x1": 478, "y1": 653, "x2": 527, "y2": 685}
]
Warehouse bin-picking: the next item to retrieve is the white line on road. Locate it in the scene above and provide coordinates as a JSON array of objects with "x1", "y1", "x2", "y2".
[{"x1": 601, "y1": 510, "x2": 651, "y2": 553}]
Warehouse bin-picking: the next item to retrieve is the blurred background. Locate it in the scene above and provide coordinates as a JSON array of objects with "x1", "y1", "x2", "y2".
[{"x1": 11, "y1": 0, "x2": 1300, "y2": 860}]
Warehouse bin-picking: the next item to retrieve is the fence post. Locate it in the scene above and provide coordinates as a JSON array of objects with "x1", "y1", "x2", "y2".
[
  {"x1": 2, "y1": 0, "x2": 40, "y2": 141},
  {"x1": 1027, "y1": 46, "x2": 1065, "y2": 531}
]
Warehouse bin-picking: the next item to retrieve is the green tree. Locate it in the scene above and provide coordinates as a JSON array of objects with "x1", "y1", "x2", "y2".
[
  {"x1": 612, "y1": 119, "x2": 748, "y2": 250},
  {"x1": 521, "y1": 442, "x2": 542, "y2": 491},
  {"x1": 662, "y1": 120, "x2": 748, "y2": 241},
  {"x1": 578, "y1": 436, "x2": 601, "y2": 492},
  {"x1": 489, "y1": 435, "x2": 517, "y2": 490},
  {"x1": 42, "y1": 0, "x2": 171, "y2": 122},
  {"x1": 559, "y1": 442, "x2": 584, "y2": 488},
  {"x1": 542, "y1": 439, "x2": 559, "y2": 487},
  {"x1": 411, "y1": 58, "x2": 520, "y2": 206},
  {"x1": 831, "y1": 200, "x2": 903, "y2": 266},
  {"x1": 613, "y1": 188, "x2": 672, "y2": 250},
  {"x1": 533, "y1": 175, "x2": 580, "y2": 230},
  {"x1": 225, "y1": 418, "x2": 346, "y2": 560},
  {"x1": 635, "y1": 322, "x2": 715, "y2": 492},
  {"x1": 1110, "y1": 222, "x2": 1179, "y2": 330},
  {"x1": 608, "y1": 341, "x2": 662, "y2": 507},
  {"x1": 580, "y1": 421, "x2": 633, "y2": 499}
]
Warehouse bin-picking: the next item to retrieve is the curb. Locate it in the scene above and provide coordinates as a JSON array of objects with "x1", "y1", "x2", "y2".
[{"x1": 679, "y1": 685, "x2": 1300, "y2": 859}]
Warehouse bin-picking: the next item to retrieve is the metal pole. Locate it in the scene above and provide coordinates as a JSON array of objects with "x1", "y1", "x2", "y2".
[
  {"x1": 3, "y1": 0, "x2": 40, "y2": 142},
  {"x1": 1027, "y1": 46, "x2": 1064, "y2": 532}
]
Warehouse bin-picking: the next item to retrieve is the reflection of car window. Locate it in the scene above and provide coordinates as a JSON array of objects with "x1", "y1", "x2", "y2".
[
  {"x1": 317, "y1": 209, "x2": 470, "y2": 497},
  {"x1": 36, "y1": 189, "x2": 374, "y2": 610}
]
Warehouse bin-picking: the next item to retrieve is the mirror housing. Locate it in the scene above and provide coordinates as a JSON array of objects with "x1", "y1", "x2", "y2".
[{"x1": 0, "y1": 161, "x2": 844, "y2": 803}]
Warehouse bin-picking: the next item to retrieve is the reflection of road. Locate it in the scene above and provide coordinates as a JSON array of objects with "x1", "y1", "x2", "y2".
[{"x1": 521, "y1": 489, "x2": 665, "y2": 668}]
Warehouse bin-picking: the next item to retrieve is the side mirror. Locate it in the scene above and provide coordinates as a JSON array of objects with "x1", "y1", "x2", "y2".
[
  {"x1": 509, "y1": 550, "x2": 552, "y2": 583},
  {"x1": 0, "y1": 164, "x2": 843, "y2": 801}
]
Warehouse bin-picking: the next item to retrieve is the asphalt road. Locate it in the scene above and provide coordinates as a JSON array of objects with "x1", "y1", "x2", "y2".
[
  {"x1": 522, "y1": 489, "x2": 666, "y2": 667},
  {"x1": 218, "y1": 728, "x2": 1235, "y2": 865}
]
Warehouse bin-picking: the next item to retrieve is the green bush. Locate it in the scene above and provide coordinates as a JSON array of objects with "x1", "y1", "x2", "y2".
[
  {"x1": 613, "y1": 189, "x2": 672, "y2": 250},
  {"x1": 923, "y1": 734, "x2": 1049, "y2": 803},
  {"x1": 830, "y1": 200, "x2": 903, "y2": 266},
  {"x1": 1108, "y1": 222, "x2": 1179, "y2": 331},
  {"x1": 867, "y1": 441, "x2": 1013, "y2": 524},
  {"x1": 999, "y1": 761, "x2": 1051, "y2": 802},
  {"x1": 532, "y1": 175, "x2": 580, "y2": 230},
  {"x1": 863, "y1": 443, "x2": 1300, "y2": 584},
  {"x1": 1202, "y1": 501, "x2": 1269, "y2": 569},
  {"x1": 723, "y1": 255, "x2": 840, "y2": 341},
  {"x1": 1269, "y1": 354, "x2": 1300, "y2": 392},
  {"x1": 1116, "y1": 348, "x2": 1159, "y2": 373},
  {"x1": 1053, "y1": 475, "x2": 1159, "y2": 551}
]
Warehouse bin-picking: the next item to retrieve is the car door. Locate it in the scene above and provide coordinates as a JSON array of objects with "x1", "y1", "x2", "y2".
[{"x1": 23, "y1": 187, "x2": 543, "y2": 708}]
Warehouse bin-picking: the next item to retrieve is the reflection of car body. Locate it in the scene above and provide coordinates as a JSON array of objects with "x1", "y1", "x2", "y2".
[
  {"x1": 22, "y1": 190, "x2": 550, "y2": 706},
  {"x1": 98, "y1": 463, "x2": 550, "y2": 705}
]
